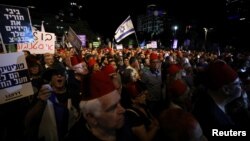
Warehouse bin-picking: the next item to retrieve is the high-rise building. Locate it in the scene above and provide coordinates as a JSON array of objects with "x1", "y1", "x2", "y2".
[
  {"x1": 224, "y1": 0, "x2": 250, "y2": 49},
  {"x1": 137, "y1": 4, "x2": 166, "y2": 37},
  {"x1": 226, "y1": 0, "x2": 249, "y2": 21}
]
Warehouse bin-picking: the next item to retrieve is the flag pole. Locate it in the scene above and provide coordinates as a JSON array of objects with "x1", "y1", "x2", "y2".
[
  {"x1": 110, "y1": 38, "x2": 113, "y2": 49},
  {"x1": 41, "y1": 20, "x2": 45, "y2": 32},
  {"x1": 111, "y1": 38, "x2": 115, "y2": 49},
  {"x1": 130, "y1": 16, "x2": 139, "y2": 48},
  {"x1": 0, "y1": 33, "x2": 7, "y2": 53},
  {"x1": 134, "y1": 32, "x2": 140, "y2": 48}
]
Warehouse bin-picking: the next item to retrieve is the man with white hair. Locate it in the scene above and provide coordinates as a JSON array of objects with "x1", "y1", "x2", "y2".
[
  {"x1": 192, "y1": 60, "x2": 250, "y2": 140},
  {"x1": 64, "y1": 70, "x2": 132, "y2": 141}
]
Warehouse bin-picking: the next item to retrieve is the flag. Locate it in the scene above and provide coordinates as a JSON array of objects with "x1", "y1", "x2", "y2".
[
  {"x1": 41, "y1": 21, "x2": 45, "y2": 32},
  {"x1": 66, "y1": 27, "x2": 82, "y2": 53},
  {"x1": 114, "y1": 16, "x2": 135, "y2": 43},
  {"x1": 140, "y1": 40, "x2": 146, "y2": 47}
]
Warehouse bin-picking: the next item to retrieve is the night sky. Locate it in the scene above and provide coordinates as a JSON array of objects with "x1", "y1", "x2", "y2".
[
  {"x1": 1, "y1": 0, "x2": 225, "y2": 38},
  {"x1": 83, "y1": 0, "x2": 225, "y2": 37}
]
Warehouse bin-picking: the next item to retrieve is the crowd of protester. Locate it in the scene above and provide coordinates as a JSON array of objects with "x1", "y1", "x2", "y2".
[{"x1": 1, "y1": 46, "x2": 250, "y2": 141}]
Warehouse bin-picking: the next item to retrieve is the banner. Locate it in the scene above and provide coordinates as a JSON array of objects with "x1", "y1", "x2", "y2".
[
  {"x1": 17, "y1": 31, "x2": 55, "y2": 54},
  {"x1": 0, "y1": 52, "x2": 33, "y2": 104},
  {"x1": 146, "y1": 41, "x2": 157, "y2": 49},
  {"x1": 66, "y1": 27, "x2": 82, "y2": 53},
  {"x1": 114, "y1": 16, "x2": 135, "y2": 43},
  {"x1": 77, "y1": 35, "x2": 86, "y2": 47},
  {"x1": 116, "y1": 44, "x2": 123, "y2": 50},
  {"x1": 0, "y1": 4, "x2": 33, "y2": 44}
]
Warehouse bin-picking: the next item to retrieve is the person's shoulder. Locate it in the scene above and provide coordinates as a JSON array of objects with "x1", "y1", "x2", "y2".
[
  {"x1": 141, "y1": 68, "x2": 151, "y2": 75},
  {"x1": 64, "y1": 116, "x2": 89, "y2": 141}
]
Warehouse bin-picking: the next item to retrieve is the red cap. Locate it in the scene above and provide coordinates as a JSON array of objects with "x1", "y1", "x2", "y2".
[
  {"x1": 70, "y1": 55, "x2": 83, "y2": 66},
  {"x1": 88, "y1": 58, "x2": 96, "y2": 68},
  {"x1": 145, "y1": 50, "x2": 150, "y2": 56},
  {"x1": 150, "y1": 53, "x2": 159, "y2": 60},
  {"x1": 85, "y1": 70, "x2": 116, "y2": 100},
  {"x1": 102, "y1": 64, "x2": 116, "y2": 76},
  {"x1": 206, "y1": 60, "x2": 238, "y2": 90},
  {"x1": 169, "y1": 79, "x2": 188, "y2": 97},
  {"x1": 108, "y1": 47, "x2": 112, "y2": 52},
  {"x1": 168, "y1": 64, "x2": 182, "y2": 75}
]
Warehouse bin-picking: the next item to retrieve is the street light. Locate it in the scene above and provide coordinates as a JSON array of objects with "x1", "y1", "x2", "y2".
[
  {"x1": 171, "y1": 25, "x2": 178, "y2": 49},
  {"x1": 97, "y1": 37, "x2": 101, "y2": 45},
  {"x1": 173, "y1": 25, "x2": 178, "y2": 36},
  {"x1": 203, "y1": 27, "x2": 213, "y2": 50},
  {"x1": 203, "y1": 27, "x2": 208, "y2": 42}
]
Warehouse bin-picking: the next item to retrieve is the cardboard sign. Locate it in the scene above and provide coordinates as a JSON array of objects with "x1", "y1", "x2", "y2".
[
  {"x1": 0, "y1": 4, "x2": 33, "y2": 44},
  {"x1": 17, "y1": 31, "x2": 55, "y2": 54},
  {"x1": 0, "y1": 52, "x2": 34, "y2": 104},
  {"x1": 116, "y1": 44, "x2": 123, "y2": 50}
]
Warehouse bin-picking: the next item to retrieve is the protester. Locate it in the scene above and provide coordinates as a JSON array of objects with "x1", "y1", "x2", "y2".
[
  {"x1": 102, "y1": 64, "x2": 122, "y2": 93},
  {"x1": 141, "y1": 52, "x2": 164, "y2": 116},
  {"x1": 125, "y1": 80, "x2": 159, "y2": 141},
  {"x1": 0, "y1": 96, "x2": 31, "y2": 141},
  {"x1": 64, "y1": 70, "x2": 132, "y2": 141},
  {"x1": 121, "y1": 67, "x2": 141, "y2": 108},
  {"x1": 26, "y1": 54, "x2": 44, "y2": 94},
  {"x1": 66, "y1": 54, "x2": 90, "y2": 128},
  {"x1": 42, "y1": 53, "x2": 65, "y2": 71},
  {"x1": 192, "y1": 59, "x2": 250, "y2": 140},
  {"x1": 24, "y1": 65, "x2": 69, "y2": 141},
  {"x1": 159, "y1": 108, "x2": 207, "y2": 141},
  {"x1": 166, "y1": 79, "x2": 193, "y2": 111}
]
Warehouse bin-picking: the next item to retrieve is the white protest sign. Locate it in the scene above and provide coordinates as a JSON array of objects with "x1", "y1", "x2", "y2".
[
  {"x1": 146, "y1": 41, "x2": 157, "y2": 49},
  {"x1": 0, "y1": 52, "x2": 34, "y2": 104},
  {"x1": 116, "y1": 44, "x2": 123, "y2": 50},
  {"x1": 151, "y1": 41, "x2": 157, "y2": 49},
  {"x1": 17, "y1": 31, "x2": 55, "y2": 54}
]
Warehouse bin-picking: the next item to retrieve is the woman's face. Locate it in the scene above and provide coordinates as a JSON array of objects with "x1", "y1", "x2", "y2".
[
  {"x1": 29, "y1": 65, "x2": 40, "y2": 75},
  {"x1": 44, "y1": 55, "x2": 54, "y2": 66}
]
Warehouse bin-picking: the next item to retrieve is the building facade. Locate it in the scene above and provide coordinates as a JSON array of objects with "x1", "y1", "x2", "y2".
[{"x1": 136, "y1": 4, "x2": 166, "y2": 37}]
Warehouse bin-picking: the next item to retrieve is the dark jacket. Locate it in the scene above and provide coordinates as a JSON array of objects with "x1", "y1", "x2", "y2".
[{"x1": 64, "y1": 116, "x2": 133, "y2": 141}]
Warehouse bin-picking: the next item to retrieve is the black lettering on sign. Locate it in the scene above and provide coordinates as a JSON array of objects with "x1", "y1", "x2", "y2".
[
  {"x1": 5, "y1": 91, "x2": 22, "y2": 101},
  {"x1": 0, "y1": 69, "x2": 30, "y2": 89}
]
